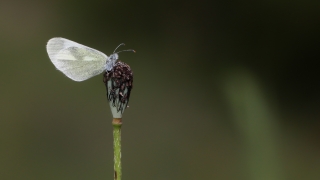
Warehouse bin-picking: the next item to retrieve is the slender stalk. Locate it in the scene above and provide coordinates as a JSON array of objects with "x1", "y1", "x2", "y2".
[{"x1": 113, "y1": 118, "x2": 122, "y2": 180}]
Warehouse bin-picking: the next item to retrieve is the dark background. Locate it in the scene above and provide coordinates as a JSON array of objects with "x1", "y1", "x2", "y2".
[{"x1": 1, "y1": 0, "x2": 319, "y2": 179}]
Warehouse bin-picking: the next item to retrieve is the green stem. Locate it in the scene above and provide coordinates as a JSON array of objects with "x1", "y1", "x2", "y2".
[{"x1": 113, "y1": 118, "x2": 122, "y2": 180}]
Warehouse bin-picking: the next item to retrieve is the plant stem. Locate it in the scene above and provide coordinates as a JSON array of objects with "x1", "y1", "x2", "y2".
[{"x1": 113, "y1": 118, "x2": 122, "y2": 180}]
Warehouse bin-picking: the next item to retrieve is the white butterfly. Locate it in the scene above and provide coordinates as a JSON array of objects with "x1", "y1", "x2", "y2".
[{"x1": 46, "y1": 37, "x2": 134, "y2": 81}]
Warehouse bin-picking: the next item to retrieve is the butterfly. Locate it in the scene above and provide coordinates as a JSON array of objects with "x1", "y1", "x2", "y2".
[{"x1": 46, "y1": 37, "x2": 134, "y2": 81}]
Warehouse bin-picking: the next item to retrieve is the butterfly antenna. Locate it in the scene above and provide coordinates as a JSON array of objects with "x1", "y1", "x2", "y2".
[
  {"x1": 116, "y1": 49, "x2": 136, "y2": 54},
  {"x1": 113, "y1": 43, "x2": 125, "y2": 53}
]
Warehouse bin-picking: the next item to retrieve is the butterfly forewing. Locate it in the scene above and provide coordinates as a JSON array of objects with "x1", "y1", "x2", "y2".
[{"x1": 46, "y1": 38, "x2": 108, "y2": 81}]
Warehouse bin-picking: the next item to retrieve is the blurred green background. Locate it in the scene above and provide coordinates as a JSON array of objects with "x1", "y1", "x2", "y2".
[{"x1": 1, "y1": 0, "x2": 319, "y2": 179}]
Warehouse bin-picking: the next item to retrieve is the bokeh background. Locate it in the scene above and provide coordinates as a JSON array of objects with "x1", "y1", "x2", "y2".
[{"x1": 1, "y1": 0, "x2": 319, "y2": 179}]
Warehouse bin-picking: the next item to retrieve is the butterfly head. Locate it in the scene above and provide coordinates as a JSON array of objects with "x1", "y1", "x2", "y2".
[
  {"x1": 109, "y1": 53, "x2": 119, "y2": 63},
  {"x1": 105, "y1": 43, "x2": 135, "y2": 71}
]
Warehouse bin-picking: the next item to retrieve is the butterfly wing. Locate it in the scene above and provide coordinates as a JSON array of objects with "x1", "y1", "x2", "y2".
[{"x1": 46, "y1": 37, "x2": 108, "y2": 81}]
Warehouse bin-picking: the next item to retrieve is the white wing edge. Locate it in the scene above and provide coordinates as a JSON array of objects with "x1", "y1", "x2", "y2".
[
  {"x1": 46, "y1": 37, "x2": 108, "y2": 60},
  {"x1": 46, "y1": 37, "x2": 108, "y2": 82}
]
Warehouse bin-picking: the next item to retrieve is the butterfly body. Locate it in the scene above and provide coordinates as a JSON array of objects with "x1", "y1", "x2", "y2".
[{"x1": 105, "y1": 53, "x2": 119, "y2": 71}]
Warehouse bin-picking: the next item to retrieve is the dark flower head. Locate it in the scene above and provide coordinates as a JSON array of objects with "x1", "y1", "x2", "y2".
[{"x1": 103, "y1": 61, "x2": 133, "y2": 118}]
